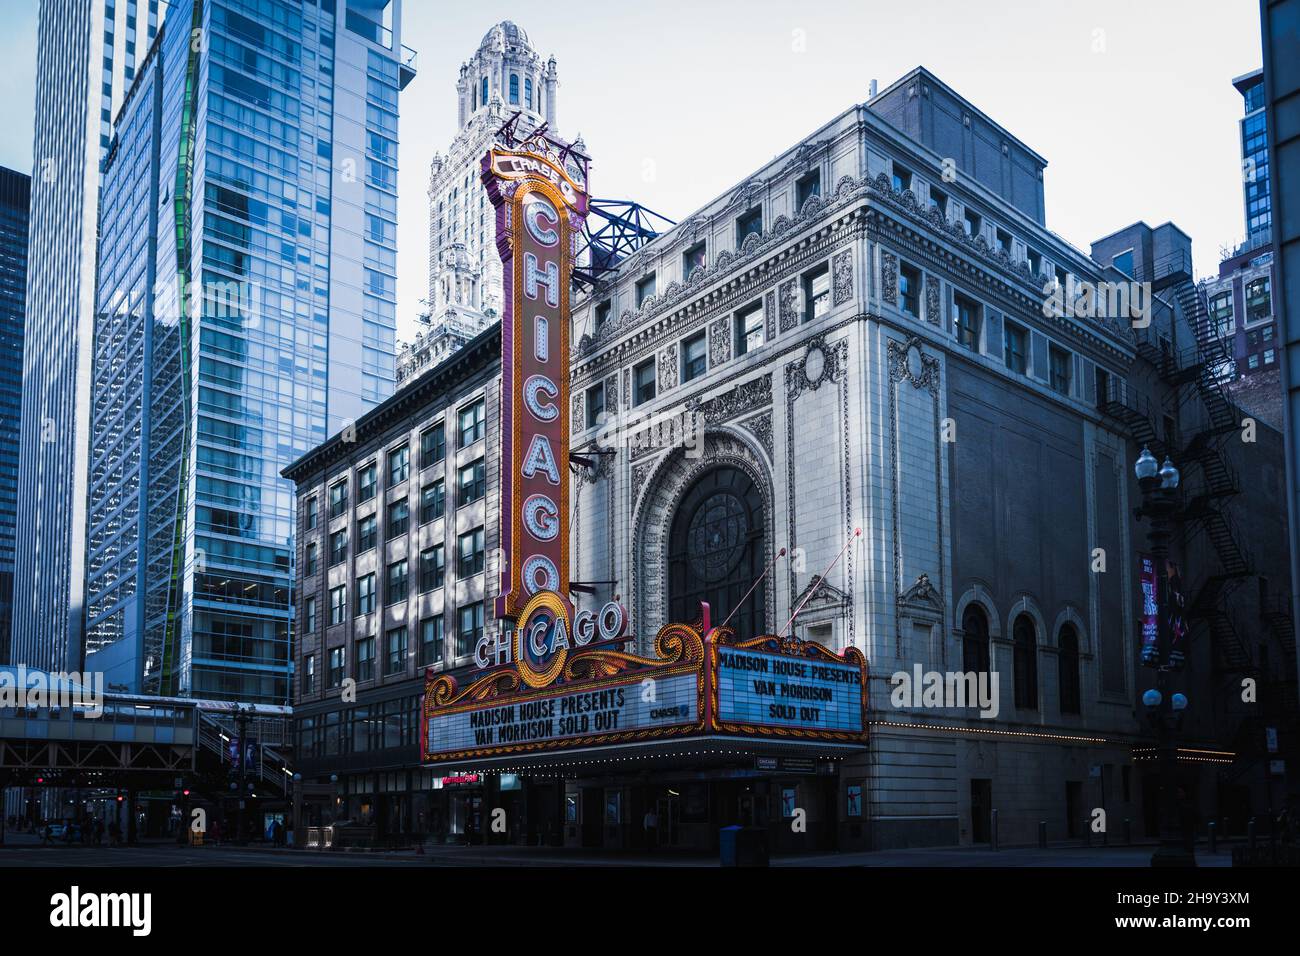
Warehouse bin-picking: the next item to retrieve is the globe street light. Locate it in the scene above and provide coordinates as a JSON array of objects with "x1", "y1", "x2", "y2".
[{"x1": 1133, "y1": 446, "x2": 1195, "y2": 867}]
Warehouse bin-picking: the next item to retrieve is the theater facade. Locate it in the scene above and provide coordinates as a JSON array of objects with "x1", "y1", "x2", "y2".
[{"x1": 284, "y1": 65, "x2": 1292, "y2": 853}]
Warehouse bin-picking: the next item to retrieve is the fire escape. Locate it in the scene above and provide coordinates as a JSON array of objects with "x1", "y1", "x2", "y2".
[{"x1": 1103, "y1": 249, "x2": 1298, "y2": 794}]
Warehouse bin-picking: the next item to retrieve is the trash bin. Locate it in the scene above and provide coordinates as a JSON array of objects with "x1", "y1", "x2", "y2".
[{"x1": 720, "y1": 825, "x2": 769, "y2": 867}]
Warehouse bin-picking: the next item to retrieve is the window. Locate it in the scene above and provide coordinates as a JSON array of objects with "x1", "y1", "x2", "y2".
[
  {"x1": 634, "y1": 358, "x2": 656, "y2": 406},
  {"x1": 953, "y1": 293, "x2": 981, "y2": 351},
  {"x1": 457, "y1": 458, "x2": 486, "y2": 507},
  {"x1": 305, "y1": 596, "x2": 318, "y2": 633},
  {"x1": 303, "y1": 654, "x2": 316, "y2": 694},
  {"x1": 995, "y1": 229, "x2": 1012, "y2": 256},
  {"x1": 803, "y1": 265, "x2": 831, "y2": 322},
  {"x1": 420, "y1": 480, "x2": 446, "y2": 524},
  {"x1": 1026, "y1": 247, "x2": 1042, "y2": 276},
  {"x1": 419, "y1": 616, "x2": 445, "y2": 667},
  {"x1": 796, "y1": 170, "x2": 820, "y2": 208},
  {"x1": 357, "y1": 514, "x2": 377, "y2": 553},
  {"x1": 329, "y1": 480, "x2": 348, "y2": 518},
  {"x1": 386, "y1": 625, "x2": 408, "y2": 675},
  {"x1": 929, "y1": 187, "x2": 948, "y2": 218},
  {"x1": 1094, "y1": 366, "x2": 1112, "y2": 406},
  {"x1": 1111, "y1": 249, "x2": 1134, "y2": 277},
  {"x1": 356, "y1": 465, "x2": 377, "y2": 509},
  {"x1": 305, "y1": 496, "x2": 319, "y2": 530},
  {"x1": 891, "y1": 164, "x2": 912, "y2": 193},
  {"x1": 682, "y1": 331, "x2": 707, "y2": 382},
  {"x1": 356, "y1": 573, "x2": 376, "y2": 615},
  {"x1": 667, "y1": 467, "x2": 767, "y2": 639},
  {"x1": 509, "y1": 73, "x2": 519, "y2": 104},
  {"x1": 586, "y1": 383, "x2": 605, "y2": 429},
  {"x1": 420, "y1": 544, "x2": 445, "y2": 592},
  {"x1": 635, "y1": 273, "x2": 657, "y2": 308},
  {"x1": 458, "y1": 526, "x2": 486, "y2": 577},
  {"x1": 1246, "y1": 276, "x2": 1271, "y2": 323},
  {"x1": 328, "y1": 647, "x2": 344, "y2": 688},
  {"x1": 595, "y1": 299, "x2": 612, "y2": 327},
  {"x1": 480, "y1": 76, "x2": 488, "y2": 105},
  {"x1": 387, "y1": 444, "x2": 409, "y2": 487},
  {"x1": 682, "y1": 242, "x2": 706, "y2": 281},
  {"x1": 458, "y1": 603, "x2": 485, "y2": 658},
  {"x1": 386, "y1": 499, "x2": 409, "y2": 539},
  {"x1": 525, "y1": 76, "x2": 533, "y2": 109},
  {"x1": 1249, "y1": 353, "x2": 1260, "y2": 369},
  {"x1": 329, "y1": 529, "x2": 348, "y2": 566},
  {"x1": 964, "y1": 208, "x2": 982, "y2": 239},
  {"x1": 458, "y1": 399, "x2": 485, "y2": 447},
  {"x1": 330, "y1": 585, "x2": 346, "y2": 625},
  {"x1": 420, "y1": 423, "x2": 445, "y2": 468},
  {"x1": 899, "y1": 263, "x2": 921, "y2": 317},
  {"x1": 1013, "y1": 614, "x2": 1038, "y2": 710},
  {"x1": 356, "y1": 637, "x2": 375, "y2": 683},
  {"x1": 736, "y1": 207, "x2": 762, "y2": 246},
  {"x1": 1049, "y1": 345, "x2": 1072, "y2": 395},
  {"x1": 1003, "y1": 321, "x2": 1028, "y2": 374},
  {"x1": 735, "y1": 302, "x2": 764, "y2": 356},
  {"x1": 1058, "y1": 624, "x2": 1081, "y2": 715},
  {"x1": 386, "y1": 558, "x2": 408, "y2": 605},
  {"x1": 961, "y1": 606, "x2": 990, "y2": 675},
  {"x1": 305, "y1": 542, "x2": 319, "y2": 576},
  {"x1": 1265, "y1": 348, "x2": 1276, "y2": 364}
]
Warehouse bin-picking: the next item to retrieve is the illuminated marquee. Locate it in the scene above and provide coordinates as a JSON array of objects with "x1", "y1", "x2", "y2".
[{"x1": 422, "y1": 610, "x2": 868, "y2": 764}]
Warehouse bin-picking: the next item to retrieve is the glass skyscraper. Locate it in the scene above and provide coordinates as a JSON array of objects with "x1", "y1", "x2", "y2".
[
  {"x1": 0, "y1": 167, "x2": 29, "y2": 664},
  {"x1": 12, "y1": 0, "x2": 153, "y2": 674},
  {"x1": 85, "y1": 0, "x2": 412, "y2": 702},
  {"x1": 1235, "y1": 69, "x2": 1271, "y2": 251}
]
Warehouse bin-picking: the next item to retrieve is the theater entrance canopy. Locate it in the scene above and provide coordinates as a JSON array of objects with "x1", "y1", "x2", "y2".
[{"x1": 421, "y1": 606, "x2": 869, "y2": 773}]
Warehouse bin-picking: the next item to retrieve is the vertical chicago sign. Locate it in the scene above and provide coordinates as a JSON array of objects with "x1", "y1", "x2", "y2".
[
  {"x1": 420, "y1": 136, "x2": 866, "y2": 767},
  {"x1": 481, "y1": 139, "x2": 589, "y2": 686}
]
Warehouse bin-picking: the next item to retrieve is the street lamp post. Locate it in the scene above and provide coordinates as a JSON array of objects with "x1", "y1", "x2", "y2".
[{"x1": 1134, "y1": 446, "x2": 1196, "y2": 867}]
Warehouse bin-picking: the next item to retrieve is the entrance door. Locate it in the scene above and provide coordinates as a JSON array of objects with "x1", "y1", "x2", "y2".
[
  {"x1": 655, "y1": 796, "x2": 678, "y2": 847},
  {"x1": 970, "y1": 779, "x2": 992, "y2": 843},
  {"x1": 1066, "y1": 781, "x2": 1083, "y2": 838}
]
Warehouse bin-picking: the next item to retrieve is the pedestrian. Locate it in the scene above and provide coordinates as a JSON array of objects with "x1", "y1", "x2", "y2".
[
  {"x1": 94, "y1": 817, "x2": 104, "y2": 846},
  {"x1": 643, "y1": 806, "x2": 659, "y2": 852},
  {"x1": 41, "y1": 821, "x2": 52, "y2": 846},
  {"x1": 108, "y1": 819, "x2": 120, "y2": 847},
  {"x1": 210, "y1": 817, "x2": 221, "y2": 845}
]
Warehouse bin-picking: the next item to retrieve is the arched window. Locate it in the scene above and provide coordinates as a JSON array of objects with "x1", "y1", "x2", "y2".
[
  {"x1": 1013, "y1": 614, "x2": 1038, "y2": 710},
  {"x1": 1058, "y1": 623, "x2": 1081, "y2": 714},
  {"x1": 481, "y1": 76, "x2": 488, "y2": 106},
  {"x1": 509, "y1": 74, "x2": 520, "y2": 104},
  {"x1": 668, "y1": 467, "x2": 766, "y2": 638},
  {"x1": 961, "y1": 605, "x2": 989, "y2": 675},
  {"x1": 472, "y1": 84, "x2": 477, "y2": 110},
  {"x1": 525, "y1": 77, "x2": 533, "y2": 109}
]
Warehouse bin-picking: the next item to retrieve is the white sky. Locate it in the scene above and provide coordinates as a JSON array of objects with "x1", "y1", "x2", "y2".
[{"x1": 0, "y1": 0, "x2": 1264, "y2": 344}]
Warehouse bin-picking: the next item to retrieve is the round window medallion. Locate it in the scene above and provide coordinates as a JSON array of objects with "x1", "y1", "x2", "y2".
[
  {"x1": 906, "y1": 344, "x2": 924, "y2": 381},
  {"x1": 804, "y1": 346, "x2": 826, "y2": 385}
]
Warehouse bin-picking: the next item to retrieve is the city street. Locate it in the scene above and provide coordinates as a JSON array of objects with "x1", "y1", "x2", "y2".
[{"x1": 0, "y1": 832, "x2": 1237, "y2": 867}]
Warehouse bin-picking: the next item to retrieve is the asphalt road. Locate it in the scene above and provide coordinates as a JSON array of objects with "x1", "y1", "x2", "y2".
[{"x1": 0, "y1": 834, "x2": 1236, "y2": 867}]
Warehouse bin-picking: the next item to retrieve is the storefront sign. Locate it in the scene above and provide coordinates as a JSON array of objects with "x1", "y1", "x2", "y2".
[{"x1": 482, "y1": 141, "x2": 588, "y2": 630}]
